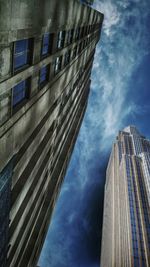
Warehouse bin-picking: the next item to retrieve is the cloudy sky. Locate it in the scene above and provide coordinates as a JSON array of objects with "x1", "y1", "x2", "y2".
[{"x1": 39, "y1": 0, "x2": 150, "y2": 266}]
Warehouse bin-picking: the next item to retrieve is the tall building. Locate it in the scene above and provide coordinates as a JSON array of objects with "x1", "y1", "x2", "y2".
[
  {"x1": 101, "y1": 126, "x2": 150, "y2": 267},
  {"x1": 0, "y1": 0, "x2": 103, "y2": 266}
]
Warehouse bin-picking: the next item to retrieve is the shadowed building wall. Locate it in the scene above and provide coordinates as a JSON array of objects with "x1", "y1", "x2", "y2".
[
  {"x1": 101, "y1": 126, "x2": 150, "y2": 267},
  {"x1": 0, "y1": 0, "x2": 103, "y2": 266}
]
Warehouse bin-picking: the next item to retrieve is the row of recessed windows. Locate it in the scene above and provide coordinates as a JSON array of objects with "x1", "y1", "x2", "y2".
[
  {"x1": 13, "y1": 24, "x2": 99, "y2": 73},
  {"x1": 13, "y1": 35, "x2": 51, "y2": 73},
  {"x1": 12, "y1": 32, "x2": 95, "y2": 111},
  {"x1": 12, "y1": 64, "x2": 50, "y2": 109},
  {"x1": 12, "y1": 64, "x2": 49, "y2": 108}
]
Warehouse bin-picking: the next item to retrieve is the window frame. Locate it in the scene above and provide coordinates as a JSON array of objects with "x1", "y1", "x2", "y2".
[
  {"x1": 39, "y1": 64, "x2": 50, "y2": 89},
  {"x1": 75, "y1": 27, "x2": 80, "y2": 40},
  {"x1": 54, "y1": 56, "x2": 62, "y2": 75},
  {"x1": 64, "y1": 50, "x2": 71, "y2": 66},
  {"x1": 13, "y1": 38, "x2": 33, "y2": 74},
  {"x1": 12, "y1": 77, "x2": 31, "y2": 113},
  {"x1": 67, "y1": 29, "x2": 74, "y2": 45},
  {"x1": 57, "y1": 31, "x2": 65, "y2": 50},
  {"x1": 41, "y1": 33, "x2": 53, "y2": 58}
]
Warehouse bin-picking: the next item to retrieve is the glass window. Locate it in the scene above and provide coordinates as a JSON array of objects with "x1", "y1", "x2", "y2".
[
  {"x1": 57, "y1": 31, "x2": 65, "y2": 49},
  {"x1": 54, "y1": 56, "x2": 62, "y2": 74},
  {"x1": 67, "y1": 29, "x2": 74, "y2": 44},
  {"x1": 41, "y1": 33, "x2": 51, "y2": 56},
  {"x1": 75, "y1": 28, "x2": 80, "y2": 40},
  {"x1": 39, "y1": 65, "x2": 50, "y2": 87},
  {"x1": 13, "y1": 39, "x2": 33, "y2": 72},
  {"x1": 12, "y1": 79, "x2": 30, "y2": 107},
  {"x1": 64, "y1": 50, "x2": 71, "y2": 66}
]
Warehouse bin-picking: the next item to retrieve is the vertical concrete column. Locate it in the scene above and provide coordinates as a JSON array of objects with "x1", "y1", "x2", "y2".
[
  {"x1": 0, "y1": 89, "x2": 12, "y2": 126},
  {"x1": 0, "y1": 44, "x2": 12, "y2": 83},
  {"x1": 33, "y1": 36, "x2": 42, "y2": 65},
  {"x1": 0, "y1": 159, "x2": 14, "y2": 267},
  {"x1": 31, "y1": 36, "x2": 42, "y2": 96}
]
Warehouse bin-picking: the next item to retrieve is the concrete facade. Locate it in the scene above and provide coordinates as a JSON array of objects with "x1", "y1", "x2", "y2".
[
  {"x1": 101, "y1": 126, "x2": 150, "y2": 267},
  {"x1": 0, "y1": 0, "x2": 103, "y2": 266}
]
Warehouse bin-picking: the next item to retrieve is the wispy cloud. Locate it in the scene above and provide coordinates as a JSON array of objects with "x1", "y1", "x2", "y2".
[
  {"x1": 94, "y1": 1, "x2": 120, "y2": 37},
  {"x1": 39, "y1": 1, "x2": 150, "y2": 266},
  {"x1": 89, "y1": 0, "x2": 150, "y2": 151}
]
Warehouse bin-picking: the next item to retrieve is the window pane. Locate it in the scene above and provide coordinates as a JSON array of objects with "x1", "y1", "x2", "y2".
[
  {"x1": 15, "y1": 39, "x2": 28, "y2": 53},
  {"x1": 42, "y1": 46, "x2": 48, "y2": 55},
  {"x1": 59, "y1": 31, "x2": 63, "y2": 39},
  {"x1": 64, "y1": 50, "x2": 71, "y2": 65},
  {"x1": 56, "y1": 57, "x2": 59, "y2": 64},
  {"x1": 13, "y1": 91, "x2": 25, "y2": 106},
  {"x1": 40, "y1": 66, "x2": 47, "y2": 76},
  {"x1": 40, "y1": 73, "x2": 46, "y2": 83},
  {"x1": 14, "y1": 53, "x2": 28, "y2": 69},
  {"x1": 42, "y1": 33, "x2": 50, "y2": 56},
  {"x1": 14, "y1": 39, "x2": 32, "y2": 71},
  {"x1": 67, "y1": 29, "x2": 73, "y2": 44},
  {"x1": 39, "y1": 66, "x2": 49, "y2": 84},
  {"x1": 57, "y1": 40, "x2": 61, "y2": 49},
  {"x1": 40, "y1": 75, "x2": 46, "y2": 83},
  {"x1": 54, "y1": 57, "x2": 61, "y2": 74},
  {"x1": 57, "y1": 31, "x2": 65, "y2": 49},
  {"x1": 43, "y1": 34, "x2": 50, "y2": 45},
  {"x1": 13, "y1": 80, "x2": 27, "y2": 106}
]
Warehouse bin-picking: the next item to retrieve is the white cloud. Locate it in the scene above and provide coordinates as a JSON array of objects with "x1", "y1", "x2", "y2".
[
  {"x1": 86, "y1": 0, "x2": 150, "y2": 152},
  {"x1": 69, "y1": 0, "x2": 150, "y2": 186},
  {"x1": 94, "y1": 1, "x2": 120, "y2": 37}
]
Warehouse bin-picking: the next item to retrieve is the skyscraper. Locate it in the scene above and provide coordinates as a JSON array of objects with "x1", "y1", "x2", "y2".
[
  {"x1": 0, "y1": 0, "x2": 103, "y2": 266},
  {"x1": 101, "y1": 126, "x2": 150, "y2": 267}
]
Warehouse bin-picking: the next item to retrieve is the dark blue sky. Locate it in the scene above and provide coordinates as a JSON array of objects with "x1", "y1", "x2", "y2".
[{"x1": 39, "y1": 0, "x2": 150, "y2": 266}]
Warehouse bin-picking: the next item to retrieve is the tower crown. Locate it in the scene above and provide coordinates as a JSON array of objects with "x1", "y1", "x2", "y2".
[{"x1": 123, "y1": 125, "x2": 140, "y2": 136}]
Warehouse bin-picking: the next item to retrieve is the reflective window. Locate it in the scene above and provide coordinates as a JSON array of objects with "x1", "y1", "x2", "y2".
[
  {"x1": 75, "y1": 28, "x2": 80, "y2": 40},
  {"x1": 12, "y1": 79, "x2": 30, "y2": 107},
  {"x1": 41, "y1": 33, "x2": 51, "y2": 56},
  {"x1": 64, "y1": 50, "x2": 71, "y2": 66},
  {"x1": 14, "y1": 39, "x2": 33, "y2": 71},
  {"x1": 39, "y1": 65, "x2": 50, "y2": 87},
  {"x1": 57, "y1": 31, "x2": 65, "y2": 49},
  {"x1": 67, "y1": 29, "x2": 74, "y2": 44},
  {"x1": 54, "y1": 56, "x2": 62, "y2": 74}
]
